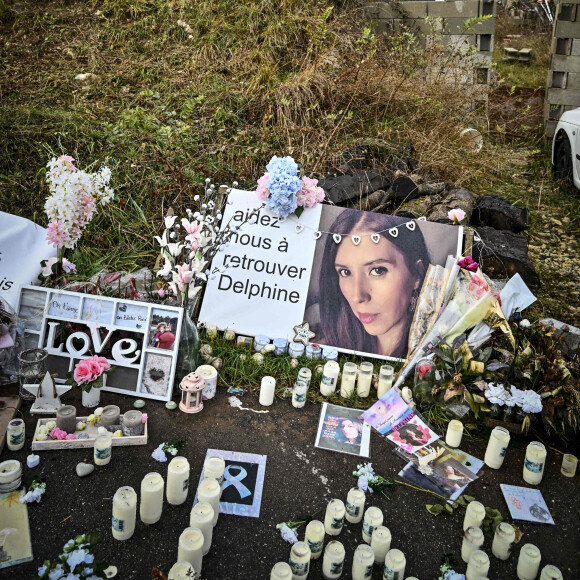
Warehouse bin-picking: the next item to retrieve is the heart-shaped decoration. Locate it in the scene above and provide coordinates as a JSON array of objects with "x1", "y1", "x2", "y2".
[
  {"x1": 76, "y1": 463, "x2": 95, "y2": 478},
  {"x1": 313, "y1": 231, "x2": 322, "y2": 240},
  {"x1": 418, "y1": 216, "x2": 427, "y2": 221},
  {"x1": 27, "y1": 454, "x2": 40, "y2": 468},
  {"x1": 295, "y1": 224, "x2": 304, "y2": 234},
  {"x1": 149, "y1": 368, "x2": 164, "y2": 382},
  {"x1": 333, "y1": 234, "x2": 342, "y2": 244},
  {"x1": 371, "y1": 233, "x2": 381, "y2": 244},
  {"x1": 351, "y1": 235, "x2": 361, "y2": 246},
  {"x1": 388, "y1": 227, "x2": 399, "y2": 238},
  {"x1": 405, "y1": 221, "x2": 416, "y2": 231}
]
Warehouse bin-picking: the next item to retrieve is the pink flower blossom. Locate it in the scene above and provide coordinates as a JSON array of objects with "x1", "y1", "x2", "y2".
[
  {"x1": 46, "y1": 220, "x2": 70, "y2": 248},
  {"x1": 177, "y1": 263, "x2": 194, "y2": 291},
  {"x1": 73, "y1": 359, "x2": 94, "y2": 385},
  {"x1": 297, "y1": 176, "x2": 325, "y2": 208},
  {"x1": 158, "y1": 288, "x2": 165, "y2": 298},
  {"x1": 50, "y1": 427, "x2": 67, "y2": 440},
  {"x1": 448, "y1": 208, "x2": 466, "y2": 224},
  {"x1": 58, "y1": 155, "x2": 76, "y2": 171},
  {"x1": 417, "y1": 362, "x2": 432, "y2": 380},
  {"x1": 457, "y1": 255, "x2": 479, "y2": 272},
  {"x1": 181, "y1": 218, "x2": 202, "y2": 245},
  {"x1": 65, "y1": 433, "x2": 77, "y2": 440},
  {"x1": 256, "y1": 173, "x2": 270, "y2": 201}
]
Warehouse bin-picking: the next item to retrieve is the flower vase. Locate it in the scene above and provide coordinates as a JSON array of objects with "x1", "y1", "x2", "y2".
[
  {"x1": 414, "y1": 358, "x2": 436, "y2": 407},
  {"x1": 174, "y1": 305, "x2": 200, "y2": 392},
  {"x1": 82, "y1": 387, "x2": 101, "y2": 408}
]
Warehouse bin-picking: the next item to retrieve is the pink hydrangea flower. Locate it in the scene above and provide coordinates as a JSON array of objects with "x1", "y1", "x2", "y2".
[
  {"x1": 46, "y1": 220, "x2": 70, "y2": 248},
  {"x1": 297, "y1": 176, "x2": 325, "y2": 208},
  {"x1": 256, "y1": 173, "x2": 270, "y2": 201}
]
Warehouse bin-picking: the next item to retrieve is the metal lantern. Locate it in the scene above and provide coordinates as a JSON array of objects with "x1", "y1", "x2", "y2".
[{"x1": 179, "y1": 372, "x2": 205, "y2": 414}]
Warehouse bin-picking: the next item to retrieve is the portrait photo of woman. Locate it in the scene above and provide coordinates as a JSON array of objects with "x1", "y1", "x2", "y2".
[
  {"x1": 338, "y1": 418, "x2": 363, "y2": 446},
  {"x1": 308, "y1": 208, "x2": 433, "y2": 360}
]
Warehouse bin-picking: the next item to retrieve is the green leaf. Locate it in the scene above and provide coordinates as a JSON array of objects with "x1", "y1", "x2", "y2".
[
  {"x1": 426, "y1": 504, "x2": 444, "y2": 515},
  {"x1": 455, "y1": 496, "x2": 468, "y2": 507},
  {"x1": 464, "y1": 389, "x2": 479, "y2": 419},
  {"x1": 294, "y1": 206, "x2": 304, "y2": 219},
  {"x1": 444, "y1": 503, "x2": 454, "y2": 514},
  {"x1": 463, "y1": 495, "x2": 476, "y2": 503}
]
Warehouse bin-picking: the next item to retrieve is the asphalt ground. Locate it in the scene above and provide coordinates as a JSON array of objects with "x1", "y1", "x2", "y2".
[{"x1": 1, "y1": 382, "x2": 579, "y2": 580}]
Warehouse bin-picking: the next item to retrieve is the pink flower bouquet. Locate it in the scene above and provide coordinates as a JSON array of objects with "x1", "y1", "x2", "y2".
[{"x1": 69, "y1": 355, "x2": 112, "y2": 392}]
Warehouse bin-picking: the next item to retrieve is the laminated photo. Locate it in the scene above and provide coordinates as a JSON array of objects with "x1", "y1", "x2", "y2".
[
  {"x1": 386, "y1": 414, "x2": 439, "y2": 453},
  {"x1": 315, "y1": 403, "x2": 371, "y2": 457}
]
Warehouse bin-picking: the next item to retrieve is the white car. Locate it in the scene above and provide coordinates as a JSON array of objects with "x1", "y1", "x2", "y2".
[{"x1": 552, "y1": 107, "x2": 580, "y2": 190}]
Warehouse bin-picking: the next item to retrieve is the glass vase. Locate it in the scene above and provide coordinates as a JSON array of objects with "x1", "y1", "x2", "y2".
[
  {"x1": 18, "y1": 348, "x2": 48, "y2": 400},
  {"x1": 174, "y1": 305, "x2": 200, "y2": 392},
  {"x1": 414, "y1": 358, "x2": 436, "y2": 407},
  {"x1": 82, "y1": 386, "x2": 101, "y2": 408}
]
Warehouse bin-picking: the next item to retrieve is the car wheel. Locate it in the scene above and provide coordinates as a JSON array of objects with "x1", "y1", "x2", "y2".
[{"x1": 554, "y1": 136, "x2": 573, "y2": 183}]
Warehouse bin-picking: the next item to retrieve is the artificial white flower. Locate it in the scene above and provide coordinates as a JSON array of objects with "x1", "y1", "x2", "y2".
[
  {"x1": 521, "y1": 390, "x2": 542, "y2": 414},
  {"x1": 484, "y1": 383, "x2": 509, "y2": 406},
  {"x1": 164, "y1": 216, "x2": 177, "y2": 229}
]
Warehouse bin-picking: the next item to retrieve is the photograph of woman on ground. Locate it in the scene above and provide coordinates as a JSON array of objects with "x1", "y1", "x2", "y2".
[
  {"x1": 305, "y1": 206, "x2": 461, "y2": 360},
  {"x1": 314, "y1": 403, "x2": 371, "y2": 457}
]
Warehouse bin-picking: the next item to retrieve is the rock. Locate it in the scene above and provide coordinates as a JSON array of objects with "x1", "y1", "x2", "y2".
[
  {"x1": 471, "y1": 194, "x2": 530, "y2": 232},
  {"x1": 345, "y1": 189, "x2": 387, "y2": 211},
  {"x1": 425, "y1": 188, "x2": 476, "y2": 223},
  {"x1": 76, "y1": 463, "x2": 95, "y2": 478},
  {"x1": 474, "y1": 226, "x2": 540, "y2": 289},
  {"x1": 133, "y1": 399, "x2": 146, "y2": 409},
  {"x1": 539, "y1": 318, "x2": 580, "y2": 359},
  {"x1": 395, "y1": 196, "x2": 432, "y2": 219},
  {"x1": 318, "y1": 171, "x2": 392, "y2": 205},
  {"x1": 165, "y1": 401, "x2": 178, "y2": 410}
]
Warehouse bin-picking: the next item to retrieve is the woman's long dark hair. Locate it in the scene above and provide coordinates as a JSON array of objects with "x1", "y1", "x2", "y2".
[{"x1": 319, "y1": 210, "x2": 429, "y2": 358}]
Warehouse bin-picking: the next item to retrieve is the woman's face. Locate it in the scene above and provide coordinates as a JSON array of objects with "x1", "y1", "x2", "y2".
[
  {"x1": 342, "y1": 420, "x2": 359, "y2": 441},
  {"x1": 334, "y1": 233, "x2": 420, "y2": 339}
]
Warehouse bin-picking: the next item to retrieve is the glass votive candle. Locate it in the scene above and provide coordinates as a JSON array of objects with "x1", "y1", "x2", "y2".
[
  {"x1": 445, "y1": 420, "x2": 464, "y2": 448},
  {"x1": 140, "y1": 472, "x2": 164, "y2": 525},
  {"x1": 320, "y1": 361, "x2": 340, "y2": 396},
  {"x1": 352, "y1": 544, "x2": 374, "y2": 580},
  {"x1": 340, "y1": 362, "x2": 357, "y2": 397},
  {"x1": 384, "y1": 549, "x2": 406, "y2": 579},
  {"x1": 561, "y1": 453, "x2": 577, "y2": 478},
  {"x1": 112, "y1": 486, "x2": 137, "y2": 541},
  {"x1": 288, "y1": 341, "x2": 305, "y2": 357},
  {"x1": 539, "y1": 564, "x2": 563, "y2": 580},
  {"x1": 492, "y1": 521, "x2": 515, "y2": 560},
  {"x1": 292, "y1": 380, "x2": 308, "y2": 409},
  {"x1": 304, "y1": 519, "x2": 325, "y2": 560},
  {"x1": 461, "y1": 526, "x2": 484, "y2": 563},
  {"x1": 305, "y1": 343, "x2": 322, "y2": 359},
  {"x1": 94, "y1": 433, "x2": 112, "y2": 466},
  {"x1": 322, "y1": 541, "x2": 345, "y2": 580},
  {"x1": 463, "y1": 501, "x2": 485, "y2": 531},
  {"x1": 324, "y1": 498, "x2": 346, "y2": 536},
  {"x1": 203, "y1": 454, "x2": 225, "y2": 484},
  {"x1": 377, "y1": 365, "x2": 394, "y2": 399},
  {"x1": 517, "y1": 544, "x2": 541, "y2": 580},
  {"x1": 166, "y1": 456, "x2": 190, "y2": 505},
  {"x1": 484, "y1": 426, "x2": 510, "y2": 469},
  {"x1": 298, "y1": 367, "x2": 312, "y2": 388},
  {"x1": 270, "y1": 562, "x2": 293, "y2": 580},
  {"x1": 167, "y1": 561, "x2": 195, "y2": 580},
  {"x1": 362, "y1": 506, "x2": 383, "y2": 544},
  {"x1": 466, "y1": 549, "x2": 489, "y2": 580},
  {"x1": 523, "y1": 441, "x2": 547, "y2": 485},
  {"x1": 356, "y1": 362, "x2": 373, "y2": 398},
  {"x1": 197, "y1": 479, "x2": 221, "y2": 526},
  {"x1": 370, "y1": 526, "x2": 391, "y2": 564},
  {"x1": 7, "y1": 419, "x2": 25, "y2": 451},
  {"x1": 274, "y1": 338, "x2": 288, "y2": 356},
  {"x1": 189, "y1": 501, "x2": 214, "y2": 555},
  {"x1": 178, "y1": 527, "x2": 204, "y2": 576},
  {"x1": 254, "y1": 334, "x2": 270, "y2": 352},
  {"x1": 345, "y1": 487, "x2": 366, "y2": 524},
  {"x1": 323, "y1": 347, "x2": 338, "y2": 361},
  {"x1": 289, "y1": 541, "x2": 311, "y2": 579}
]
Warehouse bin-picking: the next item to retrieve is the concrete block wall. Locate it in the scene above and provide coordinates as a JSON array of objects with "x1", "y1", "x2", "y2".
[
  {"x1": 544, "y1": 0, "x2": 580, "y2": 136},
  {"x1": 364, "y1": 1, "x2": 496, "y2": 89}
]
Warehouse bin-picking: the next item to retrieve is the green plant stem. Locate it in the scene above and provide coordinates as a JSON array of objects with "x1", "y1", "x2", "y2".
[{"x1": 393, "y1": 478, "x2": 458, "y2": 504}]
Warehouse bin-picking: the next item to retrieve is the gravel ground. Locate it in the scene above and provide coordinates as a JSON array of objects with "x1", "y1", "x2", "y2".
[{"x1": 1, "y1": 383, "x2": 579, "y2": 580}]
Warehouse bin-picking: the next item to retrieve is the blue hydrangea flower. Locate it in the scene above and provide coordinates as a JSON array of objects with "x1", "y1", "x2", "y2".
[
  {"x1": 48, "y1": 565, "x2": 65, "y2": 580},
  {"x1": 358, "y1": 475, "x2": 369, "y2": 492},
  {"x1": 38, "y1": 565, "x2": 48, "y2": 576},
  {"x1": 263, "y1": 156, "x2": 301, "y2": 218},
  {"x1": 443, "y1": 572, "x2": 465, "y2": 580},
  {"x1": 66, "y1": 548, "x2": 89, "y2": 571}
]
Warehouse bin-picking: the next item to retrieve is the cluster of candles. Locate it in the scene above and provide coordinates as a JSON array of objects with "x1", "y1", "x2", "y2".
[
  {"x1": 258, "y1": 362, "x2": 396, "y2": 409},
  {"x1": 110, "y1": 454, "x2": 226, "y2": 579},
  {"x1": 460, "y1": 500, "x2": 563, "y2": 579},
  {"x1": 270, "y1": 492, "x2": 416, "y2": 580}
]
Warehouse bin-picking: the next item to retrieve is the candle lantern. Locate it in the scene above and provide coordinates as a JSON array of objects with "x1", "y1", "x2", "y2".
[
  {"x1": 322, "y1": 541, "x2": 345, "y2": 580},
  {"x1": 18, "y1": 348, "x2": 48, "y2": 400},
  {"x1": 179, "y1": 372, "x2": 205, "y2": 414}
]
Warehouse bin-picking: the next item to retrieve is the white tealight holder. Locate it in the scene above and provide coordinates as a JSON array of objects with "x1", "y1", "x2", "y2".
[{"x1": 24, "y1": 372, "x2": 72, "y2": 414}]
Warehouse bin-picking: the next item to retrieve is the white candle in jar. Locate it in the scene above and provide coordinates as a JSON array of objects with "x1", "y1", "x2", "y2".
[
  {"x1": 523, "y1": 442, "x2": 547, "y2": 485},
  {"x1": 167, "y1": 561, "x2": 195, "y2": 580},
  {"x1": 324, "y1": 498, "x2": 346, "y2": 536},
  {"x1": 7, "y1": 419, "x2": 25, "y2": 451},
  {"x1": 383, "y1": 548, "x2": 406, "y2": 580},
  {"x1": 463, "y1": 501, "x2": 486, "y2": 531},
  {"x1": 289, "y1": 541, "x2": 311, "y2": 580},
  {"x1": 167, "y1": 457, "x2": 190, "y2": 506},
  {"x1": 322, "y1": 541, "x2": 345, "y2": 580},
  {"x1": 517, "y1": 544, "x2": 541, "y2": 580},
  {"x1": 484, "y1": 426, "x2": 510, "y2": 469},
  {"x1": 445, "y1": 420, "x2": 464, "y2": 448},
  {"x1": 461, "y1": 526, "x2": 484, "y2": 563},
  {"x1": 190, "y1": 501, "x2": 214, "y2": 555},
  {"x1": 292, "y1": 380, "x2": 308, "y2": 409},
  {"x1": 270, "y1": 562, "x2": 293, "y2": 579},
  {"x1": 178, "y1": 527, "x2": 204, "y2": 576},
  {"x1": 320, "y1": 361, "x2": 340, "y2": 396},
  {"x1": 492, "y1": 522, "x2": 515, "y2": 560},
  {"x1": 466, "y1": 549, "x2": 490, "y2": 580},
  {"x1": 94, "y1": 432, "x2": 112, "y2": 466},
  {"x1": 539, "y1": 565, "x2": 563, "y2": 580},
  {"x1": 560, "y1": 453, "x2": 577, "y2": 478},
  {"x1": 298, "y1": 367, "x2": 312, "y2": 387},
  {"x1": 352, "y1": 544, "x2": 375, "y2": 580},
  {"x1": 140, "y1": 472, "x2": 164, "y2": 525},
  {"x1": 362, "y1": 506, "x2": 383, "y2": 543},
  {"x1": 197, "y1": 478, "x2": 221, "y2": 526},
  {"x1": 304, "y1": 519, "x2": 325, "y2": 560},
  {"x1": 203, "y1": 454, "x2": 226, "y2": 485},
  {"x1": 377, "y1": 365, "x2": 394, "y2": 399},
  {"x1": 259, "y1": 376, "x2": 276, "y2": 406},
  {"x1": 370, "y1": 526, "x2": 391, "y2": 564},
  {"x1": 345, "y1": 487, "x2": 366, "y2": 524},
  {"x1": 340, "y1": 362, "x2": 357, "y2": 397},
  {"x1": 112, "y1": 486, "x2": 137, "y2": 541},
  {"x1": 356, "y1": 362, "x2": 373, "y2": 398}
]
